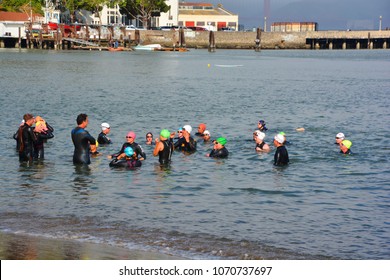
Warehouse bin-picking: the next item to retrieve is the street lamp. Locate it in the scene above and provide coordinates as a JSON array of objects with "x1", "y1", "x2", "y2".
[{"x1": 379, "y1": 15, "x2": 382, "y2": 31}]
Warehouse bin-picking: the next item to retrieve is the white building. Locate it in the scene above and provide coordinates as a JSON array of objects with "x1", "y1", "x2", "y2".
[{"x1": 155, "y1": 0, "x2": 179, "y2": 27}]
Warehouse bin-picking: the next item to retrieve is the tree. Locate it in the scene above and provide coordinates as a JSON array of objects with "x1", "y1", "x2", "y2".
[
  {"x1": 1, "y1": 0, "x2": 44, "y2": 15},
  {"x1": 119, "y1": 0, "x2": 170, "y2": 29}
]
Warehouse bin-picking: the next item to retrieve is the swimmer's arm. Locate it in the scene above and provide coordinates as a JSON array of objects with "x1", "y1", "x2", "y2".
[{"x1": 153, "y1": 141, "x2": 163, "y2": 156}]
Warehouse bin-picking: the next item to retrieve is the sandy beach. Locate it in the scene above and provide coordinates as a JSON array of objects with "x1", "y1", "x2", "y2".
[{"x1": 0, "y1": 232, "x2": 185, "y2": 260}]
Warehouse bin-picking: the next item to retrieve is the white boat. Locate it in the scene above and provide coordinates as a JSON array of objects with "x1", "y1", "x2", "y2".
[{"x1": 133, "y1": 44, "x2": 162, "y2": 51}]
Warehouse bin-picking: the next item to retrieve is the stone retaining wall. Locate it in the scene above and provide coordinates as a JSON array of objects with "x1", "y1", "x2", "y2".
[{"x1": 136, "y1": 30, "x2": 390, "y2": 49}]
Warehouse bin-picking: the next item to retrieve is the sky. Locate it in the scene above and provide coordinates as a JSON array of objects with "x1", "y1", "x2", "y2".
[{"x1": 203, "y1": 0, "x2": 390, "y2": 30}]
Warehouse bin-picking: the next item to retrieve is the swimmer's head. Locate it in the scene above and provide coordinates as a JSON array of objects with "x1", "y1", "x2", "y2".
[
  {"x1": 35, "y1": 116, "x2": 44, "y2": 123},
  {"x1": 203, "y1": 130, "x2": 211, "y2": 137},
  {"x1": 101, "y1": 122, "x2": 110, "y2": 131},
  {"x1": 254, "y1": 130, "x2": 265, "y2": 140},
  {"x1": 341, "y1": 139, "x2": 352, "y2": 149},
  {"x1": 258, "y1": 120, "x2": 266, "y2": 126},
  {"x1": 126, "y1": 131, "x2": 136, "y2": 140},
  {"x1": 198, "y1": 123, "x2": 206, "y2": 132},
  {"x1": 183, "y1": 125, "x2": 192, "y2": 134},
  {"x1": 216, "y1": 137, "x2": 227, "y2": 146},
  {"x1": 124, "y1": 147, "x2": 134, "y2": 157},
  {"x1": 160, "y1": 129, "x2": 170, "y2": 139},
  {"x1": 274, "y1": 134, "x2": 285, "y2": 144},
  {"x1": 336, "y1": 132, "x2": 345, "y2": 140},
  {"x1": 279, "y1": 131, "x2": 286, "y2": 136}
]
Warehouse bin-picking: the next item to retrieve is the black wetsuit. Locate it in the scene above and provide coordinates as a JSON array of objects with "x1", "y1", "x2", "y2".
[
  {"x1": 340, "y1": 149, "x2": 351, "y2": 155},
  {"x1": 33, "y1": 130, "x2": 54, "y2": 159},
  {"x1": 13, "y1": 129, "x2": 20, "y2": 151},
  {"x1": 195, "y1": 132, "x2": 204, "y2": 137},
  {"x1": 274, "y1": 145, "x2": 289, "y2": 166},
  {"x1": 71, "y1": 126, "x2": 96, "y2": 164},
  {"x1": 174, "y1": 137, "x2": 197, "y2": 152},
  {"x1": 158, "y1": 139, "x2": 174, "y2": 165},
  {"x1": 113, "y1": 142, "x2": 146, "y2": 160},
  {"x1": 18, "y1": 124, "x2": 37, "y2": 162},
  {"x1": 109, "y1": 158, "x2": 142, "y2": 168},
  {"x1": 209, "y1": 147, "x2": 229, "y2": 158},
  {"x1": 256, "y1": 141, "x2": 266, "y2": 150},
  {"x1": 97, "y1": 132, "x2": 112, "y2": 145}
]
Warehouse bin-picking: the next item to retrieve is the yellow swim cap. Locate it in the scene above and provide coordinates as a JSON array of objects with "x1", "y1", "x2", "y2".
[{"x1": 341, "y1": 139, "x2": 352, "y2": 149}]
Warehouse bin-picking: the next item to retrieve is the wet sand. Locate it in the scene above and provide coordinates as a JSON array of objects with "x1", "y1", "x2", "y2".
[{"x1": 0, "y1": 232, "x2": 186, "y2": 260}]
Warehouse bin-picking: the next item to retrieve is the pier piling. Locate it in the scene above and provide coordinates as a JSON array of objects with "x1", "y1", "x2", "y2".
[{"x1": 208, "y1": 31, "x2": 216, "y2": 52}]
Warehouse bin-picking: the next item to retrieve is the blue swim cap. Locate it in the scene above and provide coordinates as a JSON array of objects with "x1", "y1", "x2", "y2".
[{"x1": 124, "y1": 147, "x2": 134, "y2": 157}]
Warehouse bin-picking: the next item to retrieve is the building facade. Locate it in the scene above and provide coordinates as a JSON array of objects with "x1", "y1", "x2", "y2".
[
  {"x1": 178, "y1": 2, "x2": 238, "y2": 31},
  {"x1": 271, "y1": 22, "x2": 318, "y2": 32}
]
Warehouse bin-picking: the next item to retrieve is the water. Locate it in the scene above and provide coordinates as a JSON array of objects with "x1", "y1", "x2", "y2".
[{"x1": 0, "y1": 48, "x2": 389, "y2": 259}]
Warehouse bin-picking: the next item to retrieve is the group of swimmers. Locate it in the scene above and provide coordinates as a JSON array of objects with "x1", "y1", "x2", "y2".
[
  {"x1": 14, "y1": 114, "x2": 54, "y2": 162},
  {"x1": 15, "y1": 113, "x2": 352, "y2": 168}
]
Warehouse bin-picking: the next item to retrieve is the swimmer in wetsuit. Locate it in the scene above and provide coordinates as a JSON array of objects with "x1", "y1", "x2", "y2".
[
  {"x1": 18, "y1": 114, "x2": 37, "y2": 162},
  {"x1": 273, "y1": 134, "x2": 289, "y2": 166},
  {"x1": 195, "y1": 123, "x2": 206, "y2": 137},
  {"x1": 254, "y1": 130, "x2": 270, "y2": 152},
  {"x1": 33, "y1": 119, "x2": 54, "y2": 159},
  {"x1": 97, "y1": 122, "x2": 112, "y2": 145},
  {"x1": 71, "y1": 114, "x2": 97, "y2": 165},
  {"x1": 111, "y1": 131, "x2": 146, "y2": 161},
  {"x1": 109, "y1": 147, "x2": 142, "y2": 168},
  {"x1": 340, "y1": 139, "x2": 352, "y2": 154},
  {"x1": 174, "y1": 125, "x2": 197, "y2": 153},
  {"x1": 257, "y1": 120, "x2": 268, "y2": 132},
  {"x1": 207, "y1": 137, "x2": 229, "y2": 158},
  {"x1": 153, "y1": 129, "x2": 174, "y2": 165}
]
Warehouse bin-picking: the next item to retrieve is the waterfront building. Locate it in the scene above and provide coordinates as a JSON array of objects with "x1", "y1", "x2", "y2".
[
  {"x1": 271, "y1": 22, "x2": 318, "y2": 32},
  {"x1": 0, "y1": 11, "x2": 43, "y2": 39},
  {"x1": 154, "y1": 0, "x2": 179, "y2": 27},
  {"x1": 178, "y1": 2, "x2": 238, "y2": 31}
]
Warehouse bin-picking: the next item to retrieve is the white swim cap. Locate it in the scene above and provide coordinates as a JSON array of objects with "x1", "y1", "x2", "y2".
[
  {"x1": 274, "y1": 134, "x2": 285, "y2": 144},
  {"x1": 183, "y1": 125, "x2": 192, "y2": 134},
  {"x1": 254, "y1": 130, "x2": 265, "y2": 140},
  {"x1": 336, "y1": 132, "x2": 345, "y2": 139},
  {"x1": 101, "y1": 122, "x2": 110, "y2": 130}
]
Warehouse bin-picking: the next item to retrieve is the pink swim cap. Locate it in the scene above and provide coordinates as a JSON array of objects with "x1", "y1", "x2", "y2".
[{"x1": 126, "y1": 131, "x2": 136, "y2": 140}]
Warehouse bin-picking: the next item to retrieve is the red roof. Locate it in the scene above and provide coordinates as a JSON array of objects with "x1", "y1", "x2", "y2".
[
  {"x1": 180, "y1": 2, "x2": 213, "y2": 7},
  {"x1": 0, "y1": 11, "x2": 38, "y2": 22}
]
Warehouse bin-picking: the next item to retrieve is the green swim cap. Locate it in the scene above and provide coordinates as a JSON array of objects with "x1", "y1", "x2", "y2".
[
  {"x1": 216, "y1": 137, "x2": 227, "y2": 146},
  {"x1": 279, "y1": 131, "x2": 286, "y2": 136},
  {"x1": 160, "y1": 129, "x2": 170, "y2": 139},
  {"x1": 341, "y1": 139, "x2": 352, "y2": 149}
]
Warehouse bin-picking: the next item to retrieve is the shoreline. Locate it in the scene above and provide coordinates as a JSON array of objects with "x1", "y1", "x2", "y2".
[{"x1": 0, "y1": 231, "x2": 187, "y2": 260}]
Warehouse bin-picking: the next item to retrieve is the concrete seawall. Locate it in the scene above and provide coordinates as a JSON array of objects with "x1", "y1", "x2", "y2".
[
  {"x1": 1, "y1": 30, "x2": 389, "y2": 50},
  {"x1": 138, "y1": 30, "x2": 390, "y2": 50}
]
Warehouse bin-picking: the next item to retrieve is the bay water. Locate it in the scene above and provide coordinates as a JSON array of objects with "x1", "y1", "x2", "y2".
[{"x1": 0, "y1": 48, "x2": 389, "y2": 259}]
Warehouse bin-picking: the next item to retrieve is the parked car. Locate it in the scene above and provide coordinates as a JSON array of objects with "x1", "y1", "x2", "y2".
[
  {"x1": 125, "y1": 25, "x2": 145, "y2": 30},
  {"x1": 221, "y1": 27, "x2": 235, "y2": 32},
  {"x1": 160, "y1": 26, "x2": 176, "y2": 31},
  {"x1": 188, "y1": 26, "x2": 207, "y2": 31}
]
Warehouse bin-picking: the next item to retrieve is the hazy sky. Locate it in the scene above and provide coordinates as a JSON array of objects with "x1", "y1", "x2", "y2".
[{"x1": 203, "y1": 0, "x2": 390, "y2": 30}]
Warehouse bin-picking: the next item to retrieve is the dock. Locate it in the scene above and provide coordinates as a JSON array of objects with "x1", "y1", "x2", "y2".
[{"x1": 1, "y1": 28, "x2": 389, "y2": 50}]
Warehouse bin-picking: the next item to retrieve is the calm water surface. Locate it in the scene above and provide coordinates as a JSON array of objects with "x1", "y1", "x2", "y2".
[{"x1": 0, "y1": 48, "x2": 389, "y2": 259}]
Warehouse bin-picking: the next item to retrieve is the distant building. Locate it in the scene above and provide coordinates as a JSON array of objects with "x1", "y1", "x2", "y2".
[
  {"x1": 0, "y1": 11, "x2": 43, "y2": 38},
  {"x1": 177, "y1": 2, "x2": 238, "y2": 31},
  {"x1": 271, "y1": 22, "x2": 318, "y2": 32},
  {"x1": 155, "y1": 0, "x2": 179, "y2": 27}
]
